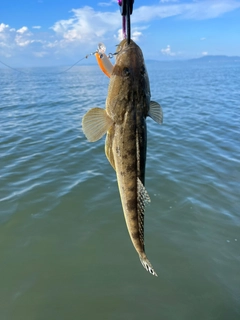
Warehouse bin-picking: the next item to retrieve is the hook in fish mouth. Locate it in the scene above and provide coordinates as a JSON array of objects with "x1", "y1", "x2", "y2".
[
  {"x1": 110, "y1": 39, "x2": 135, "y2": 58},
  {"x1": 107, "y1": 44, "x2": 123, "y2": 59},
  {"x1": 97, "y1": 40, "x2": 135, "y2": 60},
  {"x1": 107, "y1": 51, "x2": 121, "y2": 59},
  {"x1": 96, "y1": 42, "x2": 122, "y2": 59}
]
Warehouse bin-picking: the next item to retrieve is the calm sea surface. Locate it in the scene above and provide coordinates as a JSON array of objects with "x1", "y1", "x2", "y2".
[{"x1": 0, "y1": 60, "x2": 239, "y2": 320}]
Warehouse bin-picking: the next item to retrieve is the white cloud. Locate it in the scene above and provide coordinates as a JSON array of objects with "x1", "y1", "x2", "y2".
[
  {"x1": 33, "y1": 51, "x2": 48, "y2": 57},
  {"x1": 132, "y1": 0, "x2": 240, "y2": 22},
  {"x1": 45, "y1": 40, "x2": 58, "y2": 48},
  {"x1": 115, "y1": 29, "x2": 123, "y2": 42},
  {"x1": 1, "y1": 1, "x2": 240, "y2": 65},
  {"x1": 0, "y1": 23, "x2": 15, "y2": 57},
  {"x1": 161, "y1": 45, "x2": 176, "y2": 56},
  {"x1": 15, "y1": 27, "x2": 33, "y2": 47},
  {"x1": 15, "y1": 38, "x2": 31, "y2": 47},
  {"x1": 132, "y1": 31, "x2": 142, "y2": 42},
  {"x1": 51, "y1": 6, "x2": 120, "y2": 45},
  {"x1": 2, "y1": 1, "x2": 238, "y2": 53},
  {"x1": 0, "y1": 22, "x2": 43, "y2": 58},
  {"x1": 202, "y1": 51, "x2": 208, "y2": 56},
  {"x1": 98, "y1": 0, "x2": 116, "y2": 6},
  {"x1": 114, "y1": 27, "x2": 143, "y2": 42},
  {"x1": 0, "y1": 23, "x2": 10, "y2": 32},
  {"x1": 160, "y1": 0, "x2": 179, "y2": 3},
  {"x1": 50, "y1": 1, "x2": 240, "y2": 49},
  {"x1": 17, "y1": 26, "x2": 28, "y2": 34}
]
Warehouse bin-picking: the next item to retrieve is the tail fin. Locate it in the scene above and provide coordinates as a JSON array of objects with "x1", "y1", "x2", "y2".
[{"x1": 139, "y1": 255, "x2": 158, "y2": 277}]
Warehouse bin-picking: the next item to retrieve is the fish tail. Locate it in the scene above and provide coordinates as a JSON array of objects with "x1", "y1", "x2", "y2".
[{"x1": 139, "y1": 255, "x2": 158, "y2": 277}]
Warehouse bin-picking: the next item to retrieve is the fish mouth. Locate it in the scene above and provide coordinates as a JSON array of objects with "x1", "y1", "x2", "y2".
[{"x1": 115, "y1": 39, "x2": 141, "y2": 59}]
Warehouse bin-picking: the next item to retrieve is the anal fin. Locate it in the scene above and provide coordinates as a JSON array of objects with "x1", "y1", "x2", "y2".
[{"x1": 105, "y1": 129, "x2": 116, "y2": 171}]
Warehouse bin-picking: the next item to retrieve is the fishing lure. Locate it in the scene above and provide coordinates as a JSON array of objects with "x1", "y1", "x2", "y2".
[{"x1": 95, "y1": 43, "x2": 114, "y2": 78}]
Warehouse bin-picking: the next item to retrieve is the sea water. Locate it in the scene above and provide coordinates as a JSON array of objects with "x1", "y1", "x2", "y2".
[{"x1": 0, "y1": 61, "x2": 239, "y2": 320}]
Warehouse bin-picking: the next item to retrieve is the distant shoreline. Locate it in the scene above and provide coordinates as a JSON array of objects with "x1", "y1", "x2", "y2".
[
  {"x1": 146, "y1": 55, "x2": 240, "y2": 64},
  {"x1": 1, "y1": 55, "x2": 240, "y2": 70}
]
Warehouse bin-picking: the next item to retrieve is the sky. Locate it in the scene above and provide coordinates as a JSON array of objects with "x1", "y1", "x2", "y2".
[{"x1": 0, "y1": 0, "x2": 240, "y2": 67}]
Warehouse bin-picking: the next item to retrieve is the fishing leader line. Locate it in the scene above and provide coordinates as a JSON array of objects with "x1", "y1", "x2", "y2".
[
  {"x1": 0, "y1": 44, "x2": 118, "y2": 76},
  {"x1": 0, "y1": 55, "x2": 93, "y2": 75}
]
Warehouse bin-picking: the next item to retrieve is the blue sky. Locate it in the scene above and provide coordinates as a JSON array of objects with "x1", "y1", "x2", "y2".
[{"x1": 0, "y1": 0, "x2": 240, "y2": 67}]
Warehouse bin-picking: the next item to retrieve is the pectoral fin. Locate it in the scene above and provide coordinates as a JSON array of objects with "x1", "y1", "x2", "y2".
[
  {"x1": 148, "y1": 101, "x2": 163, "y2": 124},
  {"x1": 82, "y1": 107, "x2": 113, "y2": 142}
]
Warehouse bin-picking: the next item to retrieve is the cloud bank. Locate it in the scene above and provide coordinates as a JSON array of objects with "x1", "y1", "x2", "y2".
[
  {"x1": 161, "y1": 45, "x2": 176, "y2": 56},
  {"x1": 0, "y1": 0, "x2": 240, "y2": 65}
]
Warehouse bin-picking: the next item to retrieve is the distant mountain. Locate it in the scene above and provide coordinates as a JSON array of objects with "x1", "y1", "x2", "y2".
[
  {"x1": 145, "y1": 55, "x2": 240, "y2": 65},
  {"x1": 188, "y1": 55, "x2": 240, "y2": 62}
]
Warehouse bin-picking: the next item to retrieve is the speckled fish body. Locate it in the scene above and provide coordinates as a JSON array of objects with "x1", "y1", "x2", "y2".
[{"x1": 82, "y1": 39, "x2": 163, "y2": 276}]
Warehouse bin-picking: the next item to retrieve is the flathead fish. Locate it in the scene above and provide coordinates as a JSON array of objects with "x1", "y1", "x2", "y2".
[{"x1": 82, "y1": 39, "x2": 163, "y2": 276}]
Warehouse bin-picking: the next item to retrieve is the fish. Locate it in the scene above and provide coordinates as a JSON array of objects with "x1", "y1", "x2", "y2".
[{"x1": 82, "y1": 39, "x2": 163, "y2": 276}]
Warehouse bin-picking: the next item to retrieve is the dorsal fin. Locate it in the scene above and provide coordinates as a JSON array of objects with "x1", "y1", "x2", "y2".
[
  {"x1": 137, "y1": 178, "x2": 151, "y2": 208},
  {"x1": 137, "y1": 179, "x2": 157, "y2": 276}
]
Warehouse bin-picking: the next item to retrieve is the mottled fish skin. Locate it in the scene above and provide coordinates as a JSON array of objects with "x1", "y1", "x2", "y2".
[
  {"x1": 82, "y1": 39, "x2": 163, "y2": 276},
  {"x1": 106, "y1": 40, "x2": 152, "y2": 269}
]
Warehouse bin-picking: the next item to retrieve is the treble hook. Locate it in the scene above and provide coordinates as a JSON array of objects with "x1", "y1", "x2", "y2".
[{"x1": 118, "y1": 0, "x2": 134, "y2": 44}]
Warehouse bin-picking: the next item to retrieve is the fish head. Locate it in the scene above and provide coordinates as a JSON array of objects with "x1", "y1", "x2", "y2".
[
  {"x1": 106, "y1": 39, "x2": 151, "y2": 120},
  {"x1": 114, "y1": 39, "x2": 150, "y2": 89}
]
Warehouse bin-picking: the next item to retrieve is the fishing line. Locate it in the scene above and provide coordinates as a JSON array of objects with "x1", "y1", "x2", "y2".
[
  {"x1": 0, "y1": 49, "x2": 118, "y2": 76},
  {"x1": 0, "y1": 59, "x2": 29, "y2": 74},
  {"x1": 0, "y1": 55, "x2": 95, "y2": 75},
  {"x1": 56, "y1": 52, "x2": 97, "y2": 74},
  {"x1": 1, "y1": 3, "x2": 132, "y2": 75}
]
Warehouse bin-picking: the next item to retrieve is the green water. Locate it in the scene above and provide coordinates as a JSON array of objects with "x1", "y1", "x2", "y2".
[{"x1": 1, "y1": 62, "x2": 239, "y2": 319}]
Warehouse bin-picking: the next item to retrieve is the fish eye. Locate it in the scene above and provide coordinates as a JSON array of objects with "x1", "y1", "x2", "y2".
[
  {"x1": 140, "y1": 65, "x2": 145, "y2": 75},
  {"x1": 122, "y1": 67, "x2": 130, "y2": 77}
]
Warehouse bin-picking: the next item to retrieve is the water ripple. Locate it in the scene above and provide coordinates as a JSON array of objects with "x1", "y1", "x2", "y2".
[{"x1": 0, "y1": 63, "x2": 240, "y2": 319}]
